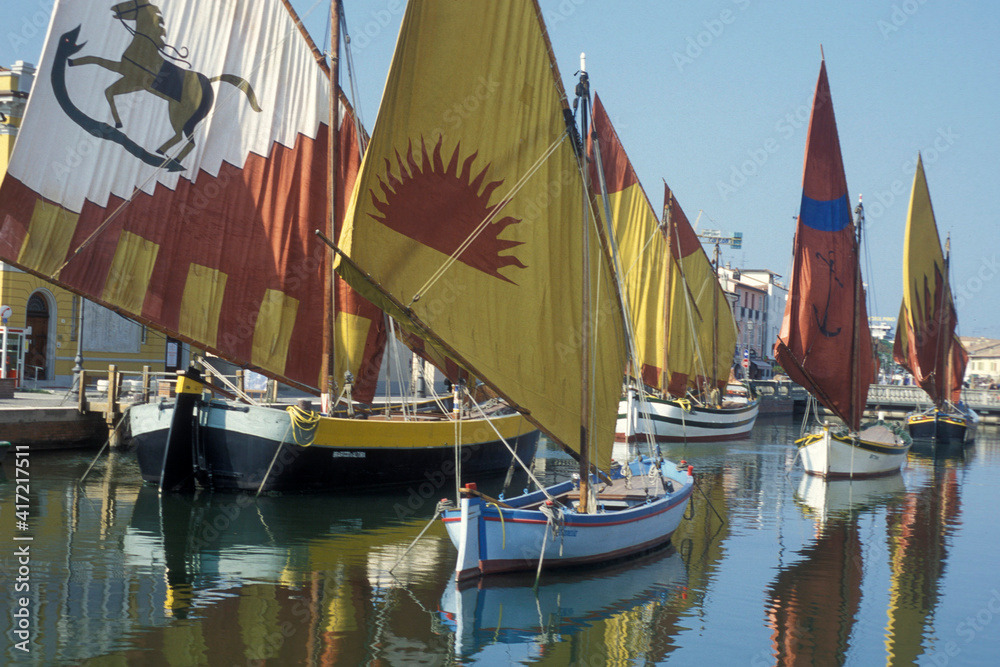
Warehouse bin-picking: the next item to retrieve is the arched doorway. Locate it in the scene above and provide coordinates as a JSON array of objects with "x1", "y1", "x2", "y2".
[{"x1": 25, "y1": 292, "x2": 50, "y2": 382}]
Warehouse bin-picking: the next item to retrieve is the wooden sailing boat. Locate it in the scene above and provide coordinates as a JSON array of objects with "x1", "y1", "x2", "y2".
[
  {"x1": 774, "y1": 58, "x2": 911, "y2": 478},
  {"x1": 892, "y1": 156, "x2": 977, "y2": 443},
  {"x1": 334, "y1": 0, "x2": 693, "y2": 578},
  {"x1": 0, "y1": 0, "x2": 537, "y2": 492},
  {"x1": 590, "y1": 96, "x2": 758, "y2": 446}
]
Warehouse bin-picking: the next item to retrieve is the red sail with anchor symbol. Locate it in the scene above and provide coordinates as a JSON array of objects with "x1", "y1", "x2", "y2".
[{"x1": 775, "y1": 60, "x2": 875, "y2": 431}]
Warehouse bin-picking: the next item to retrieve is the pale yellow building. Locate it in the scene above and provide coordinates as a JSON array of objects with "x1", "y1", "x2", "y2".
[{"x1": 1, "y1": 61, "x2": 186, "y2": 387}]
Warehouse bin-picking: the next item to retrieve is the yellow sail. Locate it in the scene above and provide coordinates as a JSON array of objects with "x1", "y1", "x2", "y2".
[
  {"x1": 664, "y1": 187, "x2": 737, "y2": 397},
  {"x1": 893, "y1": 155, "x2": 967, "y2": 405},
  {"x1": 589, "y1": 95, "x2": 668, "y2": 391},
  {"x1": 337, "y1": 0, "x2": 629, "y2": 469}
]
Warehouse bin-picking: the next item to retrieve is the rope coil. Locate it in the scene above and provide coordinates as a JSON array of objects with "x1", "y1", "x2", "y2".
[{"x1": 286, "y1": 405, "x2": 321, "y2": 446}]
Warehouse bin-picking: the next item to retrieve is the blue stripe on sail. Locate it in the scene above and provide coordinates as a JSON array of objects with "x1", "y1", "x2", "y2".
[{"x1": 800, "y1": 193, "x2": 851, "y2": 232}]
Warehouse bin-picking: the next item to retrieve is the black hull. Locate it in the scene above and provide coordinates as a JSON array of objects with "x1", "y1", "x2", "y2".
[
  {"x1": 133, "y1": 417, "x2": 540, "y2": 493},
  {"x1": 906, "y1": 408, "x2": 977, "y2": 445}
]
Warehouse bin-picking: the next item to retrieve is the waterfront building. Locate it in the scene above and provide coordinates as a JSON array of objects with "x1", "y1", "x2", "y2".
[
  {"x1": 718, "y1": 266, "x2": 788, "y2": 379},
  {"x1": 961, "y1": 337, "x2": 1000, "y2": 387}
]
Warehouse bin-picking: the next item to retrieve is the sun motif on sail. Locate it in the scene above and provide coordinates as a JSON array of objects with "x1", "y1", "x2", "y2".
[
  {"x1": 912, "y1": 260, "x2": 953, "y2": 349},
  {"x1": 369, "y1": 137, "x2": 527, "y2": 283}
]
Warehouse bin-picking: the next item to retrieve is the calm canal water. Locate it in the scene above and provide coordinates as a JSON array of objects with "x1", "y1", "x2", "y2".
[{"x1": 2, "y1": 415, "x2": 999, "y2": 666}]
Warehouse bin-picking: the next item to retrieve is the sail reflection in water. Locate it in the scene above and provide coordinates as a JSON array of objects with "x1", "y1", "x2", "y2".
[{"x1": 3, "y1": 424, "x2": 999, "y2": 664}]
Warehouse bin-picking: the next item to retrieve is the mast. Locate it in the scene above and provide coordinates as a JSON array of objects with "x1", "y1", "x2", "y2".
[
  {"x1": 321, "y1": 1, "x2": 342, "y2": 412},
  {"x1": 850, "y1": 195, "x2": 864, "y2": 429},
  {"x1": 576, "y1": 53, "x2": 592, "y2": 514},
  {"x1": 942, "y1": 233, "x2": 952, "y2": 406},
  {"x1": 661, "y1": 188, "x2": 671, "y2": 394},
  {"x1": 711, "y1": 238, "x2": 720, "y2": 395}
]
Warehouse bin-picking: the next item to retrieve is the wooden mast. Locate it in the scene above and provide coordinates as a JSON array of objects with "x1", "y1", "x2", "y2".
[
  {"x1": 850, "y1": 196, "x2": 864, "y2": 430},
  {"x1": 942, "y1": 233, "x2": 952, "y2": 407},
  {"x1": 321, "y1": 1, "x2": 342, "y2": 412},
  {"x1": 577, "y1": 54, "x2": 592, "y2": 514}
]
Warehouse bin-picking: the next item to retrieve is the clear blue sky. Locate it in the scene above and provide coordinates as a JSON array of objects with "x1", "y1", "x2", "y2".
[{"x1": 3, "y1": 0, "x2": 997, "y2": 338}]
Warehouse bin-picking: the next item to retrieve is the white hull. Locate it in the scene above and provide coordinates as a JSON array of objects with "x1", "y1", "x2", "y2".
[
  {"x1": 797, "y1": 423, "x2": 911, "y2": 479},
  {"x1": 442, "y1": 457, "x2": 693, "y2": 580},
  {"x1": 615, "y1": 392, "x2": 759, "y2": 446}
]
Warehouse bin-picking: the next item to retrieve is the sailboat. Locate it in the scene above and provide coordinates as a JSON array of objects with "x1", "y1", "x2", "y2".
[
  {"x1": 334, "y1": 0, "x2": 693, "y2": 579},
  {"x1": 774, "y1": 58, "x2": 911, "y2": 478},
  {"x1": 590, "y1": 97, "x2": 758, "y2": 446},
  {"x1": 0, "y1": 0, "x2": 538, "y2": 492},
  {"x1": 893, "y1": 156, "x2": 977, "y2": 444}
]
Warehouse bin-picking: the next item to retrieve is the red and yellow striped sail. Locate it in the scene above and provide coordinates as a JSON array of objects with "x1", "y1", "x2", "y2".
[
  {"x1": 892, "y1": 155, "x2": 967, "y2": 406},
  {"x1": 664, "y1": 186, "x2": 738, "y2": 397},
  {"x1": 336, "y1": 0, "x2": 629, "y2": 468},
  {"x1": 0, "y1": 0, "x2": 384, "y2": 396},
  {"x1": 589, "y1": 95, "x2": 668, "y2": 390}
]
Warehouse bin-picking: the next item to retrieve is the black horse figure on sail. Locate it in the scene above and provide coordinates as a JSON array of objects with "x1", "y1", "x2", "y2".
[
  {"x1": 65, "y1": 1, "x2": 261, "y2": 165},
  {"x1": 813, "y1": 250, "x2": 845, "y2": 338}
]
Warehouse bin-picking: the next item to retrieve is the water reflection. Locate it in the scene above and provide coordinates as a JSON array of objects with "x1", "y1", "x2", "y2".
[
  {"x1": 441, "y1": 545, "x2": 688, "y2": 662},
  {"x1": 766, "y1": 474, "x2": 907, "y2": 665},
  {"x1": 1, "y1": 422, "x2": 995, "y2": 665},
  {"x1": 883, "y1": 446, "x2": 968, "y2": 665}
]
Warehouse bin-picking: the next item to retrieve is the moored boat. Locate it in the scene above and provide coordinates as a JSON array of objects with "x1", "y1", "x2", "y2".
[
  {"x1": 892, "y1": 156, "x2": 977, "y2": 445},
  {"x1": 0, "y1": 0, "x2": 539, "y2": 492},
  {"x1": 905, "y1": 403, "x2": 978, "y2": 444},
  {"x1": 587, "y1": 95, "x2": 758, "y2": 447},
  {"x1": 333, "y1": 0, "x2": 693, "y2": 579},
  {"x1": 795, "y1": 421, "x2": 911, "y2": 479},
  {"x1": 774, "y1": 57, "x2": 911, "y2": 478},
  {"x1": 129, "y1": 394, "x2": 539, "y2": 493}
]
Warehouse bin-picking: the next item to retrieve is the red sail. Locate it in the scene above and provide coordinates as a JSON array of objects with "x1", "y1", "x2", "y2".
[{"x1": 774, "y1": 61, "x2": 875, "y2": 431}]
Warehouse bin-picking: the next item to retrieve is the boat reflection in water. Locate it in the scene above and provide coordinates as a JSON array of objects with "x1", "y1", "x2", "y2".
[
  {"x1": 120, "y1": 483, "x2": 460, "y2": 664},
  {"x1": 767, "y1": 473, "x2": 907, "y2": 665},
  {"x1": 883, "y1": 449, "x2": 967, "y2": 665},
  {"x1": 440, "y1": 544, "x2": 689, "y2": 662}
]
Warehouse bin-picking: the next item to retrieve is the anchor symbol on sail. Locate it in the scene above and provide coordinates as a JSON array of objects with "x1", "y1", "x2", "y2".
[{"x1": 812, "y1": 250, "x2": 844, "y2": 337}]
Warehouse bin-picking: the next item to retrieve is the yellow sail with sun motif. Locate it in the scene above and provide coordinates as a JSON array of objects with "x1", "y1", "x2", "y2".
[
  {"x1": 337, "y1": 0, "x2": 629, "y2": 469},
  {"x1": 664, "y1": 186, "x2": 738, "y2": 398},
  {"x1": 589, "y1": 94, "x2": 668, "y2": 391}
]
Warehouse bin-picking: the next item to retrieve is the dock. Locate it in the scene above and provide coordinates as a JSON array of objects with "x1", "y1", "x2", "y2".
[{"x1": 750, "y1": 380, "x2": 1000, "y2": 424}]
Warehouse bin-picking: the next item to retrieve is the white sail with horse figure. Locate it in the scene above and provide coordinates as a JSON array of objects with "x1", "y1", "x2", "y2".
[{"x1": 0, "y1": 0, "x2": 538, "y2": 492}]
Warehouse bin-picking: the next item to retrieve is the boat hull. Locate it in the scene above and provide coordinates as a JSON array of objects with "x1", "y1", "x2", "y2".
[
  {"x1": 129, "y1": 399, "x2": 540, "y2": 492},
  {"x1": 442, "y1": 457, "x2": 693, "y2": 580},
  {"x1": 905, "y1": 406, "x2": 978, "y2": 444},
  {"x1": 797, "y1": 423, "x2": 911, "y2": 479},
  {"x1": 615, "y1": 394, "x2": 759, "y2": 444}
]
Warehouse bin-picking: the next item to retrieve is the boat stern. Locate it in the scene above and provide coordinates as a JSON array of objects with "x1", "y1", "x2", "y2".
[{"x1": 447, "y1": 496, "x2": 483, "y2": 581}]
